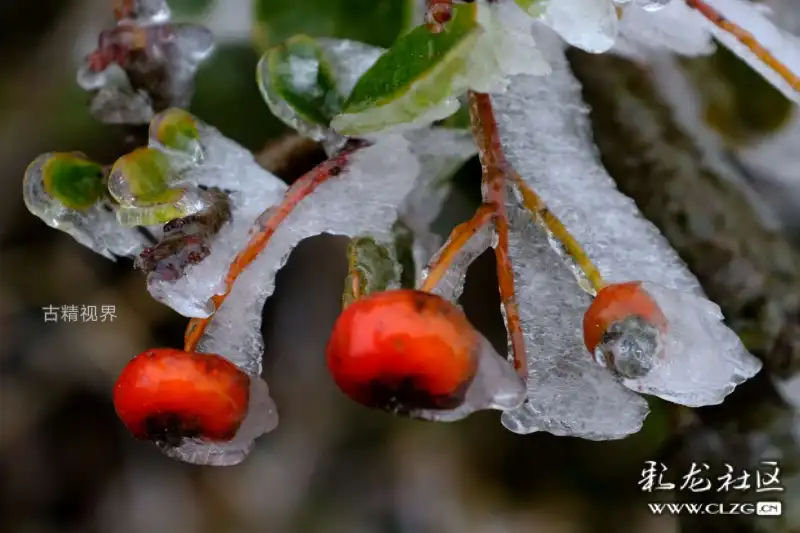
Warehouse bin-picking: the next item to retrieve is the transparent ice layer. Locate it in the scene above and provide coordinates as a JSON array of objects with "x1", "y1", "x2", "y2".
[
  {"x1": 405, "y1": 334, "x2": 526, "y2": 422},
  {"x1": 257, "y1": 38, "x2": 384, "y2": 143},
  {"x1": 538, "y1": 0, "x2": 619, "y2": 53},
  {"x1": 400, "y1": 128, "x2": 477, "y2": 277},
  {"x1": 197, "y1": 135, "x2": 421, "y2": 375},
  {"x1": 612, "y1": 0, "x2": 714, "y2": 59},
  {"x1": 23, "y1": 153, "x2": 148, "y2": 260},
  {"x1": 158, "y1": 374, "x2": 279, "y2": 466},
  {"x1": 115, "y1": 0, "x2": 172, "y2": 26},
  {"x1": 142, "y1": 113, "x2": 288, "y2": 318},
  {"x1": 594, "y1": 282, "x2": 762, "y2": 406},
  {"x1": 500, "y1": 190, "x2": 650, "y2": 439},
  {"x1": 493, "y1": 25, "x2": 703, "y2": 295}
]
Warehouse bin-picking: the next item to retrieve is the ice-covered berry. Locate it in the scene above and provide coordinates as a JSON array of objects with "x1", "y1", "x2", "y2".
[{"x1": 326, "y1": 289, "x2": 481, "y2": 414}]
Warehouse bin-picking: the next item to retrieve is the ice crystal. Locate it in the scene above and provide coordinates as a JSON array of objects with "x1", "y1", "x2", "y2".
[
  {"x1": 140, "y1": 111, "x2": 287, "y2": 318},
  {"x1": 196, "y1": 135, "x2": 421, "y2": 376},
  {"x1": 23, "y1": 153, "x2": 148, "y2": 260}
]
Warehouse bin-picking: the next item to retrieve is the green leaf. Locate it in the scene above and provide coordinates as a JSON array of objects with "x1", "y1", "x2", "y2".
[
  {"x1": 257, "y1": 35, "x2": 343, "y2": 134},
  {"x1": 150, "y1": 108, "x2": 202, "y2": 155},
  {"x1": 253, "y1": 0, "x2": 407, "y2": 51},
  {"x1": 109, "y1": 148, "x2": 176, "y2": 206},
  {"x1": 343, "y1": 236, "x2": 400, "y2": 307},
  {"x1": 168, "y1": 0, "x2": 215, "y2": 17},
  {"x1": 331, "y1": 2, "x2": 481, "y2": 136},
  {"x1": 42, "y1": 153, "x2": 106, "y2": 210}
]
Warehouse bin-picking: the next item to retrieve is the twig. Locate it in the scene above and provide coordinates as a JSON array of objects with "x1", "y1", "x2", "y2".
[
  {"x1": 684, "y1": 0, "x2": 800, "y2": 93},
  {"x1": 419, "y1": 203, "x2": 495, "y2": 292},
  {"x1": 184, "y1": 142, "x2": 366, "y2": 351},
  {"x1": 468, "y1": 92, "x2": 527, "y2": 377}
]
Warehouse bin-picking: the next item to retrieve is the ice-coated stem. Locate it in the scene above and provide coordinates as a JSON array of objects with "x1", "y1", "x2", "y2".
[
  {"x1": 184, "y1": 141, "x2": 367, "y2": 351},
  {"x1": 468, "y1": 92, "x2": 527, "y2": 378},
  {"x1": 684, "y1": 0, "x2": 800, "y2": 93},
  {"x1": 419, "y1": 203, "x2": 495, "y2": 292},
  {"x1": 469, "y1": 91, "x2": 607, "y2": 295}
]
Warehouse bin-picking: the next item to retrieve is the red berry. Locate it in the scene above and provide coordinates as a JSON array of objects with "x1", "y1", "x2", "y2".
[
  {"x1": 583, "y1": 281, "x2": 667, "y2": 354},
  {"x1": 114, "y1": 348, "x2": 250, "y2": 444},
  {"x1": 326, "y1": 289, "x2": 480, "y2": 413}
]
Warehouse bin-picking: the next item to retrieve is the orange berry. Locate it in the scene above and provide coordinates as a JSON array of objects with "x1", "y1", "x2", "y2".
[
  {"x1": 326, "y1": 289, "x2": 480, "y2": 414},
  {"x1": 583, "y1": 282, "x2": 667, "y2": 353},
  {"x1": 114, "y1": 348, "x2": 250, "y2": 444}
]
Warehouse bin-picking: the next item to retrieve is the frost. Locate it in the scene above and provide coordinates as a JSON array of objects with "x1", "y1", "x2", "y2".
[
  {"x1": 500, "y1": 192, "x2": 649, "y2": 439},
  {"x1": 612, "y1": 1, "x2": 715, "y2": 59},
  {"x1": 492, "y1": 24, "x2": 760, "y2": 412},
  {"x1": 494, "y1": 26, "x2": 702, "y2": 295},
  {"x1": 197, "y1": 135, "x2": 420, "y2": 375},
  {"x1": 159, "y1": 374, "x2": 279, "y2": 466},
  {"x1": 141, "y1": 112, "x2": 287, "y2": 318},
  {"x1": 594, "y1": 282, "x2": 762, "y2": 407},
  {"x1": 23, "y1": 153, "x2": 148, "y2": 260},
  {"x1": 693, "y1": 0, "x2": 800, "y2": 104}
]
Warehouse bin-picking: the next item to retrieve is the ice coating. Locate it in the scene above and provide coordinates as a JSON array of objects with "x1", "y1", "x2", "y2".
[
  {"x1": 406, "y1": 334, "x2": 526, "y2": 422},
  {"x1": 596, "y1": 282, "x2": 762, "y2": 407},
  {"x1": 538, "y1": 0, "x2": 618, "y2": 53},
  {"x1": 197, "y1": 135, "x2": 421, "y2": 374},
  {"x1": 633, "y1": 0, "x2": 671, "y2": 11},
  {"x1": 23, "y1": 153, "x2": 148, "y2": 260},
  {"x1": 142, "y1": 112, "x2": 288, "y2": 318},
  {"x1": 492, "y1": 25, "x2": 703, "y2": 295},
  {"x1": 115, "y1": 0, "x2": 171, "y2": 26},
  {"x1": 257, "y1": 38, "x2": 384, "y2": 144},
  {"x1": 612, "y1": 1, "x2": 714, "y2": 59},
  {"x1": 692, "y1": 0, "x2": 800, "y2": 104},
  {"x1": 158, "y1": 375, "x2": 279, "y2": 466},
  {"x1": 596, "y1": 282, "x2": 761, "y2": 407},
  {"x1": 400, "y1": 128, "x2": 477, "y2": 275},
  {"x1": 79, "y1": 18, "x2": 215, "y2": 124},
  {"x1": 420, "y1": 220, "x2": 494, "y2": 304},
  {"x1": 500, "y1": 191, "x2": 649, "y2": 439}
]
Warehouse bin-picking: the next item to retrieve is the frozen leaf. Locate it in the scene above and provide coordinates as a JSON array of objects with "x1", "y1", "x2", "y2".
[
  {"x1": 686, "y1": 0, "x2": 800, "y2": 104},
  {"x1": 500, "y1": 192, "x2": 649, "y2": 439},
  {"x1": 256, "y1": 37, "x2": 384, "y2": 149},
  {"x1": 193, "y1": 134, "x2": 421, "y2": 377},
  {"x1": 23, "y1": 152, "x2": 148, "y2": 260},
  {"x1": 331, "y1": 1, "x2": 547, "y2": 136},
  {"x1": 492, "y1": 25, "x2": 760, "y2": 408},
  {"x1": 79, "y1": 18, "x2": 215, "y2": 124},
  {"x1": 257, "y1": 35, "x2": 345, "y2": 141},
  {"x1": 139, "y1": 109, "x2": 288, "y2": 318},
  {"x1": 612, "y1": 0, "x2": 714, "y2": 59}
]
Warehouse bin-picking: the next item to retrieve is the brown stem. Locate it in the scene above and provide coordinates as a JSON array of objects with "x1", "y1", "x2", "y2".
[
  {"x1": 468, "y1": 92, "x2": 527, "y2": 378},
  {"x1": 419, "y1": 203, "x2": 495, "y2": 292},
  {"x1": 684, "y1": 0, "x2": 800, "y2": 93},
  {"x1": 184, "y1": 142, "x2": 366, "y2": 352}
]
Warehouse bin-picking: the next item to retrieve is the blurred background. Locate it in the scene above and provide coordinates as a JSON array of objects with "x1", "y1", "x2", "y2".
[{"x1": 0, "y1": 1, "x2": 798, "y2": 532}]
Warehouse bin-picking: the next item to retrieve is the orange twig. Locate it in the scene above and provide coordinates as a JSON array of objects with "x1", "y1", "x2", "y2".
[
  {"x1": 468, "y1": 92, "x2": 527, "y2": 378},
  {"x1": 685, "y1": 0, "x2": 800, "y2": 93},
  {"x1": 419, "y1": 203, "x2": 495, "y2": 292},
  {"x1": 184, "y1": 143, "x2": 365, "y2": 352}
]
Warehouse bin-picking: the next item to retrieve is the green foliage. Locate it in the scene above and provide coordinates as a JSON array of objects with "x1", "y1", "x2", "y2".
[
  {"x1": 253, "y1": 0, "x2": 408, "y2": 51},
  {"x1": 42, "y1": 154, "x2": 106, "y2": 210}
]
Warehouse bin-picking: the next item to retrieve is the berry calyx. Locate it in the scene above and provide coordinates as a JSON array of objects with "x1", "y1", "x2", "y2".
[
  {"x1": 326, "y1": 289, "x2": 480, "y2": 414},
  {"x1": 583, "y1": 282, "x2": 668, "y2": 379},
  {"x1": 114, "y1": 348, "x2": 250, "y2": 445}
]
